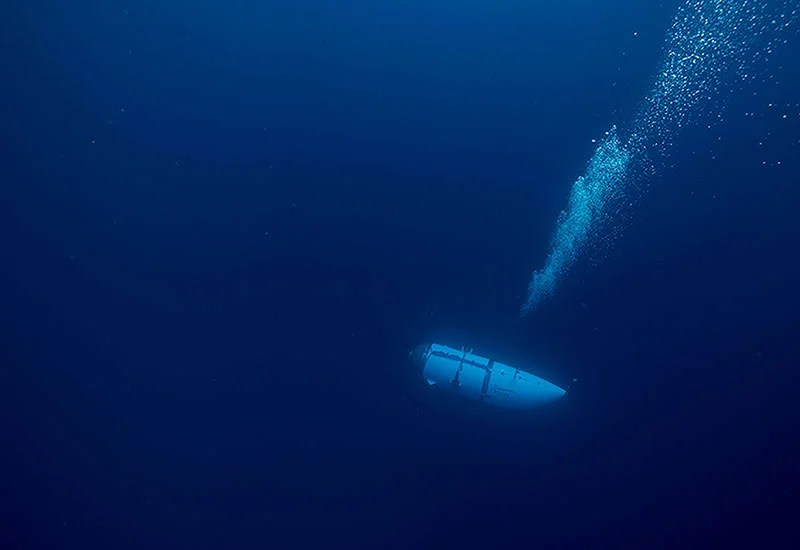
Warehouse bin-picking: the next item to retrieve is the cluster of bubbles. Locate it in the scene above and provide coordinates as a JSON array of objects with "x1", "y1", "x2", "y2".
[
  {"x1": 633, "y1": 0, "x2": 798, "y2": 155},
  {"x1": 521, "y1": 0, "x2": 798, "y2": 315},
  {"x1": 521, "y1": 130, "x2": 631, "y2": 315}
]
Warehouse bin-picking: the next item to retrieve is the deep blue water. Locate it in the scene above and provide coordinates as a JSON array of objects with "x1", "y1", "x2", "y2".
[{"x1": 2, "y1": 1, "x2": 799, "y2": 549}]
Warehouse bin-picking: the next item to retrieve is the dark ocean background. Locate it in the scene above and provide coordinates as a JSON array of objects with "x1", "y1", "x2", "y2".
[{"x1": 2, "y1": 1, "x2": 799, "y2": 549}]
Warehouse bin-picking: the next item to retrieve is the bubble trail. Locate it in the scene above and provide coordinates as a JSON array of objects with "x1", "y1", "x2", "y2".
[{"x1": 521, "y1": 0, "x2": 798, "y2": 315}]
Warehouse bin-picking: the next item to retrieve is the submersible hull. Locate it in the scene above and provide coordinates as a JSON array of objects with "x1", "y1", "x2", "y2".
[{"x1": 410, "y1": 343, "x2": 567, "y2": 409}]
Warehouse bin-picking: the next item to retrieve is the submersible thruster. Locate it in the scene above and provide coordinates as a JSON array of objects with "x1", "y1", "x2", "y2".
[{"x1": 410, "y1": 343, "x2": 568, "y2": 408}]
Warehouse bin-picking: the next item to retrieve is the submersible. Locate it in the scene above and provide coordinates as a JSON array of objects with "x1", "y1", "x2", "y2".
[{"x1": 410, "y1": 343, "x2": 568, "y2": 409}]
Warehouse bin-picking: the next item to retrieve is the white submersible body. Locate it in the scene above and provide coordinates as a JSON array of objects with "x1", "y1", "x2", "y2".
[{"x1": 410, "y1": 343, "x2": 567, "y2": 409}]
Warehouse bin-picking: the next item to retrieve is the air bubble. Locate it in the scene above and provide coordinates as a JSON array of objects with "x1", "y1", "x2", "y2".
[{"x1": 521, "y1": 0, "x2": 798, "y2": 315}]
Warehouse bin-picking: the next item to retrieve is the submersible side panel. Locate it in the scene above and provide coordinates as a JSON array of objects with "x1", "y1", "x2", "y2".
[{"x1": 484, "y1": 360, "x2": 566, "y2": 408}]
